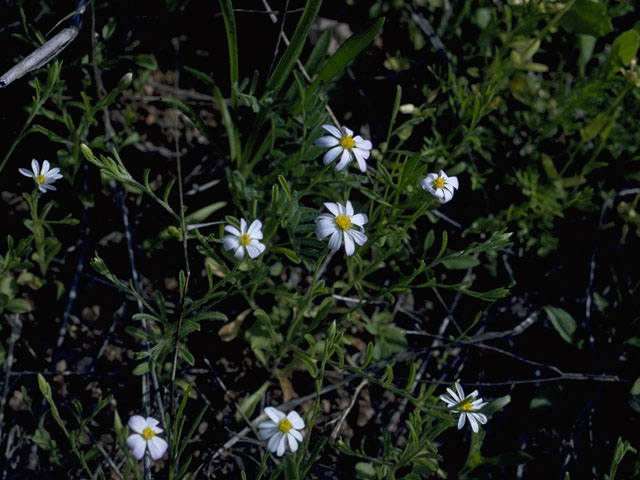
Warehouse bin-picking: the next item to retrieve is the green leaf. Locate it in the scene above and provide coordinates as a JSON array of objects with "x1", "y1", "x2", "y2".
[
  {"x1": 162, "y1": 97, "x2": 215, "y2": 145},
  {"x1": 296, "y1": 350, "x2": 318, "y2": 377},
  {"x1": 218, "y1": 0, "x2": 239, "y2": 96},
  {"x1": 560, "y1": 0, "x2": 612, "y2": 37},
  {"x1": 7, "y1": 298, "x2": 30, "y2": 313},
  {"x1": 132, "y1": 362, "x2": 150, "y2": 376},
  {"x1": 266, "y1": 0, "x2": 323, "y2": 96},
  {"x1": 234, "y1": 381, "x2": 271, "y2": 423},
  {"x1": 631, "y1": 377, "x2": 640, "y2": 396},
  {"x1": 609, "y1": 437, "x2": 637, "y2": 480},
  {"x1": 608, "y1": 30, "x2": 640, "y2": 72},
  {"x1": 543, "y1": 306, "x2": 577, "y2": 344},
  {"x1": 299, "y1": 17, "x2": 385, "y2": 112},
  {"x1": 441, "y1": 254, "x2": 480, "y2": 270}
]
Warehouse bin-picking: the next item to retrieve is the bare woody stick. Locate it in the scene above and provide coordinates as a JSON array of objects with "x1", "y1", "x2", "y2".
[{"x1": 0, "y1": 1, "x2": 86, "y2": 88}]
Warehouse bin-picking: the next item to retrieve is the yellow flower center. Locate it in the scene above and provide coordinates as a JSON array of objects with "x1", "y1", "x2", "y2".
[
  {"x1": 459, "y1": 400, "x2": 474, "y2": 412},
  {"x1": 340, "y1": 135, "x2": 356, "y2": 149},
  {"x1": 142, "y1": 427, "x2": 156, "y2": 440},
  {"x1": 433, "y1": 177, "x2": 445, "y2": 189},
  {"x1": 36, "y1": 174, "x2": 45, "y2": 184},
  {"x1": 335, "y1": 214, "x2": 351, "y2": 231},
  {"x1": 238, "y1": 233, "x2": 251, "y2": 246},
  {"x1": 278, "y1": 418, "x2": 293, "y2": 433}
]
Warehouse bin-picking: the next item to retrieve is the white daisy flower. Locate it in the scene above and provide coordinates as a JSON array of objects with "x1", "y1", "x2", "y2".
[
  {"x1": 19, "y1": 159, "x2": 63, "y2": 193},
  {"x1": 126, "y1": 415, "x2": 168, "y2": 461},
  {"x1": 314, "y1": 124, "x2": 373, "y2": 172},
  {"x1": 257, "y1": 406, "x2": 305, "y2": 457},
  {"x1": 439, "y1": 382, "x2": 488, "y2": 433},
  {"x1": 222, "y1": 218, "x2": 266, "y2": 259},
  {"x1": 315, "y1": 201, "x2": 368, "y2": 257},
  {"x1": 420, "y1": 170, "x2": 459, "y2": 204}
]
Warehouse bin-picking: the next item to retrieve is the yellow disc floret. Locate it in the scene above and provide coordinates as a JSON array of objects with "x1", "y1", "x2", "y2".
[
  {"x1": 335, "y1": 214, "x2": 352, "y2": 231},
  {"x1": 340, "y1": 135, "x2": 356, "y2": 149},
  {"x1": 36, "y1": 174, "x2": 45, "y2": 184},
  {"x1": 433, "y1": 177, "x2": 445, "y2": 189},
  {"x1": 459, "y1": 400, "x2": 474, "y2": 412},
  {"x1": 238, "y1": 233, "x2": 251, "y2": 246},
  {"x1": 278, "y1": 418, "x2": 293, "y2": 433},
  {"x1": 142, "y1": 427, "x2": 156, "y2": 440}
]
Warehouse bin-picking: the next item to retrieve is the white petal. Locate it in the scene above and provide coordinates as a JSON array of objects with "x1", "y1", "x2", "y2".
[
  {"x1": 327, "y1": 231, "x2": 342, "y2": 250},
  {"x1": 457, "y1": 413, "x2": 466, "y2": 430},
  {"x1": 354, "y1": 137, "x2": 373, "y2": 151},
  {"x1": 321, "y1": 124, "x2": 342, "y2": 138},
  {"x1": 257, "y1": 420, "x2": 277, "y2": 430},
  {"x1": 324, "y1": 202, "x2": 340, "y2": 217},
  {"x1": 247, "y1": 219, "x2": 263, "y2": 239},
  {"x1": 276, "y1": 434, "x2": 287, "y2": 456},
  {"x1": 47, "y1": 167, "x2": 61, "y2": 176},
  {"x1": 267, "y1": 432, "x2": 282, "y2": 453},
  {"x1": 345, "y1": 201, "x2": 354, "y2": 217},
  {"x1": 343, "y1": 231, "x2": 355, "y2": 256},
  {"x1": 352, "y1": 148, "x2": 367, "y2": 172},
  {"x1": 440, "y1": 189, "x2": 453, "y2": 203},
  {"x1": 438, "y1": 170, "x2": 447, "y2": 179},
  {"x1": 323, "y1": 146, "x2": 343, "y2": 165},
  {"x1": 455, "y1": 383, "x2": 465, "y2": 399},
  {"x1": 287, "y1": 433, "x2": 299, "y2": 453},
  {"x1": 468, "y1": 390, "x2": 479, "y2": 399},
  {"x1": 38, "y1": 184, "x2": 48, "y2": 193},
  {"x1": 350, "y1": 213, "x2": 368, "y2": 227},
  {"x1": 42, "y1": 183, "x2": 56, "y2": 191},
  {"x1": 335, "y1": 149, "x2": 352, "y2": 171},
  {"x1": 446, "y1": 387, "x2": 460, "y2": 402},
  {"x1": 264, "y1": 407, "x2": 285, "y2": 423},
  {"x1": 341, "y1": 126, "x2": 354, "y2": 137},
  {"x1": 31, "y1": 159, "x2": 39, "y2": 175},
  {"x1": 440, "y1": 394, "x2": 456, "y2": 406},
  {"x1": 246, "y1": 240, "x2": 265, "y2": 258},
  {"x1": 315, "y1": 135, "x2": 340, "y2": 147},
  {"x1": 19, "y1": 168, "x2": 34, "y2": 178},
  {"x1": 127, "y1": 434, "x2": 147, "y2": 460},
  {"x1": 447, "y1": 176, "x2": 459, "y2": 190},
  {"x1": 146, "y1": 417, "x2": 160, "y2": 429},
  {"x1": 148, "y1": 436, "x2": 168, "y2": 460},
  {"x1": 349, "y1": 230, "x2": 367, "y2": 246},
  {"x1": 41, "y1": 160, "x2": 50, "y2": 175},
  {"x1": 468, "y1": 413, "x2": 479, "y2": 433},
  {"x1": 234, "y1": 246, "x2": 245, "y2": 259},
  {"x1": 224, "y1": 225, "x2": 241, "y2": 236},
  {"x1": 240, "y1": 218, "x2": 247, "y2": 233},
  {"x1": 473, "y1": 412, "x2": 488, "y2": 425},
  {"x1": 287, "y1": 411, "x2": 305, "y2": 429},
  {"x1": 222, "y1": 235, "x2": 239, "y2": 251},
  {"x1": 258, "y1": 426, "x2": 278, "y2": 440},
  {"x1": 290, "y1": 428, "x2": 303, "y2": 442},
  {"x1": 128, "y1": 415, "x2": 147, "y2": 434},
  {"x1": 316, "y1": 223, "x2": 336, "y2": 240}
]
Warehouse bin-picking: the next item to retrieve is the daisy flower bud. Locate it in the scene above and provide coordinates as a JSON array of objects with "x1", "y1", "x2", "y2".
[
  {"x1": 18, "y1": 159, "x2": 63, "y2": 193},
  {"x1": 314, "y1": 125, "x2": 373, "y2": 172},
  {"x1": 257, "y1": 406, "x2": 305, "y2": 457}
]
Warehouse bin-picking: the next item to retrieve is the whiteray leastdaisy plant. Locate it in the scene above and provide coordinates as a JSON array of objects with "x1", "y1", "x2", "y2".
[
  {"x1": 440, "y1": 382, "x2": 488, "y2": 433},
  {"x1": 257, "y1": 406, "x2": 305, "y2": 456},
  {"x1": 314, "y1": 124, "x2": 373, "y2": 172},
  {"x1": 420, "y1": 170, "x2": 459, "y2": 204},
  {"x1": 222, "y1": 218, "x2": 266, "y2": 259},
  {"x1": 19, "y1": 159, "x2": 63, "y2": 193},
  {"x1": 126, "y1": 415, "x2": 168, "y2": 460},
  {"x1": 316, "y1": 201, "x2": 368, "y2": 256}
]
